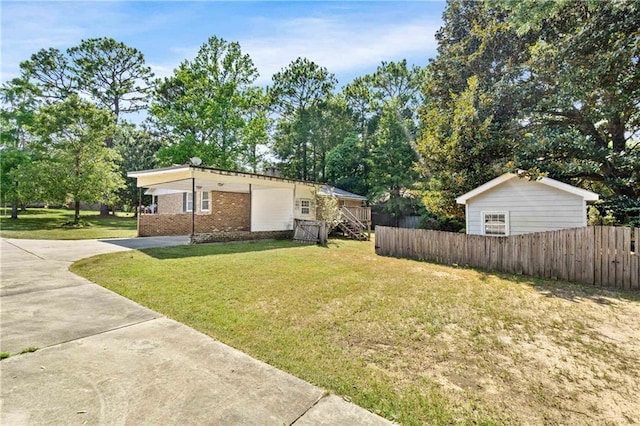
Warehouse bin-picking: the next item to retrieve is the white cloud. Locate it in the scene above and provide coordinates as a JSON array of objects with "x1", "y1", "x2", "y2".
[
  {"x1": 240, "y1": 15, "x2": 440, "y2": 85},
  {"x1": 2, "y1": 2, "x2": 442, "y2": 90}
]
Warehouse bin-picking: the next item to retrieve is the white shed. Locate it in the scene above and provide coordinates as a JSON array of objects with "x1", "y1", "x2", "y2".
[{"x1": 455, "y1": 173, "x2": 599, "y2": 236}]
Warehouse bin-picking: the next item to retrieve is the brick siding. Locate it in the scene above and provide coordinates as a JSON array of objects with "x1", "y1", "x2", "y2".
[{"x1": 139, "y1": 191, "x2": 250, "y2": 236}]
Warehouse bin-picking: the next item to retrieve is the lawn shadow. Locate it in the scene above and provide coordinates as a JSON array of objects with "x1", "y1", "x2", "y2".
[
  {"x1": 100, "y1": 235, "x2": 190, "y2": 250},
  {"x1": 136, "y1": 239, "x2": 311, "y2": 260},
  {"x1": 0, "y1": 216, "x2": 65, "y2": 232},
  {"x1": 477, "y1": 269, "x2": 640, "y2": 304}
]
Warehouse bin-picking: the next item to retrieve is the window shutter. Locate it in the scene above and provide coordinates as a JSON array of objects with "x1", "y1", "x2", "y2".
[{"x1": 182, "y1": 193, "x2": 187, "y2": 212}]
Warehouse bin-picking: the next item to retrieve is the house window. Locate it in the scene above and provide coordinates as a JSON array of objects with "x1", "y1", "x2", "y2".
[
  {"x1": 201, "y1": 191, "x2": 210, "y2": 211},
  {"x1": 482, "y1": 212, "x2": 508, "y2": 236},
  {"x1": 184, "y1": 192, "x2": 193, "y2": 212},
  {"x1": 300, "y1": 199, "x2": 311, "y2": 215}
]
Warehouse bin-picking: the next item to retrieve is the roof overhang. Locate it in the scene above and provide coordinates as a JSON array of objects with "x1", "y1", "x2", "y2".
[
  {"x1": 318, "y1": 185, "x2": 367, "y2": 201},
  {"x1": 128, "y1": 166, "x2": 368, "y2": 200},
  {"x1": 455, "y1": 172, "x2": 599, "y2": 204},
  {"x1": 128, "y1": 165, "x2": 317, "y2": 194}
]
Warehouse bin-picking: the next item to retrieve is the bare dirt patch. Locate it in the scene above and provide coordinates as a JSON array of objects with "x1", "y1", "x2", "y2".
[{"x1": 343, "y1": 278, "x2": 640, "y2": 424}]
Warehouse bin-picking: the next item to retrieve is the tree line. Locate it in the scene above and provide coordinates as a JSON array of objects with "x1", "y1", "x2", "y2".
[{"x1": 2, "y1": 0, "x2": 638, "y2": 226}]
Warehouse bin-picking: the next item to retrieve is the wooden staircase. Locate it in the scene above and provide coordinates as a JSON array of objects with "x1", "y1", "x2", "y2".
[{"x1": 337, "y1": 207, "x2": 370, "y2": 241}]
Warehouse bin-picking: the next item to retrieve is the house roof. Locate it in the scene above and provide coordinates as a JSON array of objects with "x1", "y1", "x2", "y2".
[
  {"x1": 129, "y1": 165, "x2": 367, "y2": 200},
  {"x1": 318, "y1": 185, "x2": 367, "y2": 201},
  {"x1": 455, "y1": 172, "x2": 599, "y2": 204}
]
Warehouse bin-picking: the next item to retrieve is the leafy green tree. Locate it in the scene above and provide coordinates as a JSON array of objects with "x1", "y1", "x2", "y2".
[
  {"x1": 269, "y1": 57, "x2": 337, "y2": 180},
  {"x1": 0, "y1": 78, "x2": 40, "y2": 218},
  {"x1": 326, "y1": 136, "x2": 369, "y2": 195},
  {"x1": 69, "y1": 38, "x2": 154, "y2": 124},
  {"x1": 30, "y1": 96, "x2": 123, "y2": 223},
  {"x1": 19, "y1": 48, "x2": 76, "y2": 101},
  {"x1": 19, "y1": 39, "x2": 154, "y2": 123},
  {"x1": 307, "y1": 95, "x2": 356, "y2": 182},
  {"x1": 418, "y1": 0, "x2": 640, "y2": 224},
  {"x1": 151, "y1": 36, "x2": 259, "y2": 169},
  {"x1": 18, "y1": 38, "x2": 155, "y2": 216},
  {"x1": 500, "y1": 0, "x2": 640, "y2": 223},
  {"x1": 241, "y1": 87, "x2": 270, "y2": 173},
  {"x1": 419, "y1": 75, "x2": 501, "y2": 217},
  {"x1": 370, "y1": 100, "x2": 421, "y2": 219},
  {"x1": 416, "y1": 0, "x2": 538, "y2": 219},
  {"x1": 342, "y1": 76, "x2": 378, "y2": 193},
  {"x1": 114, "y1": 124, "x2": 164, "y2": 214},
  {"x1": 365, "y1": 60, "x2": 426, "y2": 215}
]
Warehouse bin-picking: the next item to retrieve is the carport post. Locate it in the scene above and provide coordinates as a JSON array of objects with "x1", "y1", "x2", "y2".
[
  {"x1": 137, "y1": 187, "x2": 142, "y2": 237},
  {"x1": 191, "y1": 177, "x2": 195, "y2": 239}
]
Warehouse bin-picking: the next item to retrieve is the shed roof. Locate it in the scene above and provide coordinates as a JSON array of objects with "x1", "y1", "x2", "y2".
[{"x1": 455, "y1": 172, "x2": 599, "y2": 204}]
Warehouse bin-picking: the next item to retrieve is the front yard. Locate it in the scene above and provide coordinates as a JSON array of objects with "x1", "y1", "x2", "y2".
[
  {"x1": 0, "y1": 208, "x2": 137, "y2": 239},
  {"x1": 71, "y1": 239, "x2": 640, "y2": 425}
]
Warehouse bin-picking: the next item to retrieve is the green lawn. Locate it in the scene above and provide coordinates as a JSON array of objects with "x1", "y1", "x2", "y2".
[
  {"x1": 71, "y1": 239, "x2": 640, "y2": 425},
  {"x1": 0, "y1": 208, "x2": 137, "y2": 239}
]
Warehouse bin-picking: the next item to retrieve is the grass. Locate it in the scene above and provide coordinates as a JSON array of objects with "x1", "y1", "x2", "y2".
[
  {"x1": 71, "y1": 239, "x2": 640, "y2": 425},
  {"x1": 1, "y1": 346, "x2": 39, "y2": 361},
  {"x1": 0, "y1": 208, "x2": 137, "y2": 239}
]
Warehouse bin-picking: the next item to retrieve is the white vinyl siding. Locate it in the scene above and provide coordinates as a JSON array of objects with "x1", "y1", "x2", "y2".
[
  {"x1": 251, "y1": 188, "x2": 294, "y2": 231},
  {"x1": 466, "y1": 179, "x2": 587, "y2": 236}
]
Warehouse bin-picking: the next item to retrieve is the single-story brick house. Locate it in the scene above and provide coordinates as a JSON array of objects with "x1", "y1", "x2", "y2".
[
  {"x1": 128, "y1": 165, "x2": 369, "y2": 241},
  {"x1": 455, "y1": 172, "x2": 599, "y2": 236}
]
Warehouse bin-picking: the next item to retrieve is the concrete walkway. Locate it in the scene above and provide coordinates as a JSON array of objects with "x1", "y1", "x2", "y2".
[{"x1": 0, "y1": 237, "x2": 392, "y2": 425}]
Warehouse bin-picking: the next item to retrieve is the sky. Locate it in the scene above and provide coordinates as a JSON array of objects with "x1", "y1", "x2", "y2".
[{"x1": 1, "y1": 1, "x2": 446, "y2": 89}]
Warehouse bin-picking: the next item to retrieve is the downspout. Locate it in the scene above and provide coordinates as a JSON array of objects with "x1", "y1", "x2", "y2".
[
  {"x1": 249, "y1": 184, "x2": 252, "y2": 232},
  {"x1": 191, "y1": 177, "x2": 195, "y2": 242},
  {"x1": 138, "y1": 187, "x2": 142, "y2": 237}
]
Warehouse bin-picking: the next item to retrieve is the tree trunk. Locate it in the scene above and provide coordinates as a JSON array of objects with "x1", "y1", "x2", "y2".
[
  {"x1": 10, "y1": 200, "x2": 18, "y2": 220},
  {"x1": 74, "y1": 200, "x2": 81, "y2": 224}
]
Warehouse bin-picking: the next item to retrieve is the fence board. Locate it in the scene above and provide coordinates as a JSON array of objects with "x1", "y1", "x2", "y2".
[
  {"x1": 594, "y1": 227, "x2": 603, "y2": 286},
  {"x1": 374, "y1": 226, "x2": 638, "y2": 291},
  {"x1": 622, "y1": 228, "x2": 631, "y2": 289},
  {"x1": 633, "y1": 228, "x2": 640, "y2": 290},
  {"x1": 583, "y1": 227, "x2": 595, "y2": 285}
]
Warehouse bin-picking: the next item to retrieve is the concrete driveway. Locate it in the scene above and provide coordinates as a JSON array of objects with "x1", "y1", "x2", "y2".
[{"x1": 0, "y1": 237, "x2": 391, "y2": 425}]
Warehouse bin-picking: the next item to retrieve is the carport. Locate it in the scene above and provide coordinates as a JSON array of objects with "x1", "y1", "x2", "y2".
[{"x1": 127, "y1": 165, "x2": 317, "y2": 241}]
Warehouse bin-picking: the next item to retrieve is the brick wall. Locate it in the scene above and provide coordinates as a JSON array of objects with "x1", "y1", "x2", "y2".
[{"x1": 140, "y1": 191, "x2": 250, "y2": 236}]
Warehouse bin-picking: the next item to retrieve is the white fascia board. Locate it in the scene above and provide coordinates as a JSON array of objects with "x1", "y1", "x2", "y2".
[
  {"x1": 537, "y1": 177, "x2": 599, "y2": 201},
  {"x1": 127, "y1": 166, "x2": 191, "y2": 179},
  {"x1": 455, "y1": 173, "x2": 517, "y2": 204}
]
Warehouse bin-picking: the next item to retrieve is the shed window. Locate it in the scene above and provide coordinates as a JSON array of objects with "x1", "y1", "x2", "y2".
[
  {"x1": 300, "y1": 199, "x2": 311, "y2": 215},
  {"x1": 201, "y1": 191, "x2": 210, "y2": 211},
  {"x1": 482, "y1": 212, "x2": 508, "y2": 236}
]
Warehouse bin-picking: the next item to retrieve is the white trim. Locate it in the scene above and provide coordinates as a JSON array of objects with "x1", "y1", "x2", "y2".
[
  {"x1": 184, "y1": 192, "x2": 194, "y2": 212},
  {"x1": 456, "y1": 172, "x2": 599, "y2": 204},
  {"x1": 299, "y1": 198, "x2": 311, "y2": 216},
  {"x1": 537, "y1": 177, "x2": 599, "y2": 201},
  {"x1": 201, "y1": 191, "x2": 210, "y2": 212},
  {"x1": 465, "y1": 204, "x2": 469, "y2": 233},
  {"x1": 481, "y1": 211, "x2": 509, "y2": 236},
  {"x1": 456, "y1": 174, "x2": 515, "y2": 204}
]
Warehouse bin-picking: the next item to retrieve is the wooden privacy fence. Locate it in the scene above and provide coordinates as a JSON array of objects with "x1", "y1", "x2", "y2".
[{"x1": 375, "y1": 226, "x2": 640, "y2": 291}]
